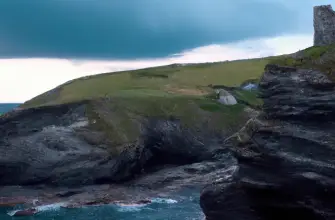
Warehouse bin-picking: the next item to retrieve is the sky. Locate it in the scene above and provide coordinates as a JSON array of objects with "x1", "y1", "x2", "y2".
[{"x1": 0, "y1": 0, "x2": 333, "y2": 102}]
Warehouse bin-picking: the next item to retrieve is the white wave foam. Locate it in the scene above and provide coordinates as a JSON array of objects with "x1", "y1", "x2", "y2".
[
  {"x1": 151, "y1": 198, "x2": 178, "y2": 204},
  {"x1": 36, "y1": 202, "x2": 68, "y2": 212},
  {"x1": 113, "y1": 204, "x2": 148, "y2": 212},
  {"x1": 7, "y1": 210, "x2": 19, "y2": 216},
  {"x1": 7, "y1": 202, "x2": 68, "y2": 216}
]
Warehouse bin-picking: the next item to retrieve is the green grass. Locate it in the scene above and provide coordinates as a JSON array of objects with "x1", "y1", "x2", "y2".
[
  {"x1": 268, "y1": 44, "x2": 335, "y2": 80},
  {"x1": 19, "y1": 58, "x2": 272, "y2": 151},
  {"x1": 22, "y1": 59, "x2": 270, "y2": 108},
  {"x1": 85, "y1": 95, "x2": 249, "y2": 154},
  {"x1": 231, "y1": 90, "x2": 263, "y2": 109}
]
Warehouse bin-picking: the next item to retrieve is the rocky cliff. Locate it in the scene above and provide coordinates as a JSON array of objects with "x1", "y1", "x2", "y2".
[
  {"x1": 0, "y1": 102, "x2": 227, "y2": 186},
  {"x1": 200, "y1": 64, "x2": 335, "y2": 220},
  {"x1": 0, "y1": 98, "x2": 248, "y2": 206},
  {"x1": 314, "y1": 5, "x2": 335, "y2": 46}
]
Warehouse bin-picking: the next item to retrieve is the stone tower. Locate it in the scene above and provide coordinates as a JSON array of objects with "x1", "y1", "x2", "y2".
[{"x1": 314, "y1": 5, "x2": 335, "y2": 46}]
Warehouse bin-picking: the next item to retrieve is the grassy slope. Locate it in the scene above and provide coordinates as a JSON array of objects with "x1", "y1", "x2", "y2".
[
  {"x1": 19, "y1": 58, "x2": 271, "y2": 149},
  {"x1": 22, "y1": 59, "x2": 269, "y2": 108},
  {"x1": 20, "y1": 45, "x2": 335, "y2": 149}
]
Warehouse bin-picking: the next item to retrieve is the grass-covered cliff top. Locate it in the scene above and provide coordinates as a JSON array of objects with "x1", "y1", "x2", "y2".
[
  {"x1": 22, "y1": 59, "x2": 268, "y2": 108},
  {"x1": 269, "y1": 44, "x2": 335, "y2": 79},
  {"x1": 18, "y1": 45, "x2": 334, "y2": 148},
  {"x1": 21, "y1": 44, "x2": 335, "y2": 110},
  {"x1": 19, "y1": 58, "x2": 268, "y2": 148}
]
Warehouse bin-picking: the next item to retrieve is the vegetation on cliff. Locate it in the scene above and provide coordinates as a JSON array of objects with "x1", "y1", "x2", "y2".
[
  {"x1": 269, "y1": 44, "x2": 335, "y2": 80},
  {"x1": 22, "y1": 59, "x2": 268, "y2": 108},
  {"x1": 15, "y1": 43, "x2": 335, "y2": 150},
  {"x1": 16, "y1": 58, "x2": 270, "y2": 148}
]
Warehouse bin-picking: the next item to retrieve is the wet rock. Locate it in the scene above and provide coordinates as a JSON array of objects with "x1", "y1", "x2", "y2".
[
  {"x1": 0, "y1": 196, "x2": 28, "y2": 207},
  {"x1": 55, "y1": 190, "x2": 83, "y2": 198},
  {"x1": 130, "y1": 154, "x2": 237, "y2": 190},
  {"x1": 12, "y1": 208, "x2": 38, "y2": 217}
]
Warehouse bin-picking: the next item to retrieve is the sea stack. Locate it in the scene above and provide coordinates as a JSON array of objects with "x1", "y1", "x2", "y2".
[{"x1": 313, "y1": 5, "x2": 335, "y2": 46}]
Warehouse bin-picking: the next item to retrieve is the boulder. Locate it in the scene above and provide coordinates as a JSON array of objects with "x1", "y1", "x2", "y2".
[
  {"x1": 11, "y1": 208, "x2": 38, "y2": 217},
  {"x1": 217, "y1": 89, "x2": 237, "y2": 105}
]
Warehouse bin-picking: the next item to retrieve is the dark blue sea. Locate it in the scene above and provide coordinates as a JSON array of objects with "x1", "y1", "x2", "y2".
[
  {"x1": 0, "y1": 103, "x2": 20, "y2": 114},
  {"x1": 0, "y1": 192, "x2": 203, "y2": 220}
]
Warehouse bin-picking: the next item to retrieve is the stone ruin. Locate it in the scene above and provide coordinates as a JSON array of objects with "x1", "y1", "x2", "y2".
[{"x1": 314, "y1": 5, "x2": 335, "y2": 46}]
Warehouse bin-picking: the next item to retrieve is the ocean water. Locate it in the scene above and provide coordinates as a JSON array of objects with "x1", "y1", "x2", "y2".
[
  {"x1": 0, "y1": 191, "x2": 204, "y2": 220},
  {"x1": 0, "y1": 103, "x2": 20, "y2": 114}
]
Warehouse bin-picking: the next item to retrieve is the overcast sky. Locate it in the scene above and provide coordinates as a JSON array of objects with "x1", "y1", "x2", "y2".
[{"x1": 0, "y1": 0, "x2": 333, "y2": 102}]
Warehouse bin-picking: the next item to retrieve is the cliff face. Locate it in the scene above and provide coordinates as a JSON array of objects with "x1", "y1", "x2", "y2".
[
  {"x1": 0, "y1": 101, "x2": 234, "y2": 187},
  {"x1": 314, "y1": 5, "x2": 335, "y2": 46},
  {"x1": 200, "y1": 64, "x2": 335, "y2": 220}
]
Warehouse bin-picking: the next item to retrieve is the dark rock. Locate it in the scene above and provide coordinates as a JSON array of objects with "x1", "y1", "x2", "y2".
[
  {"x1": 0, "y1": 104, "x2": 224, "y2": 187},
  {"x1": 0, "y1": 196, "x2": 28, "y2": 207},
  {"x1": 259, "y1": 64, "x2": 335, "y2": 120},
  {"x1": 98, "y1": 119, "x2": 223, "y2": 183},
  {"x1": 130, "y1": 154, "x2": 237, "y2": 190},
  {"x1": 200, "y1": 65, "x2": 335, "y2": 220},
  {"x1": 56, "y1": 190, "x2": 83, "y2": 198},
  {"x1": 12, "y1": 208, "x2": 38, "y2": 216}
]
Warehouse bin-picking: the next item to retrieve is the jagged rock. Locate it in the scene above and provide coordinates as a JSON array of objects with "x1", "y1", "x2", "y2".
[
  {"x1": 103, "y1": 119, "x2": 222, "y2": 183},
  {"x1": 223, "y1": 116, "x2": 266, "y2": 147},
  {"x1": 200, "y1": 64, "x2": 335, "y2": 220},
  {"x1": 11, "y1": 208, "x2": 38, "y2": 217},
  {"x1": 259, "y1": 64, "x2": 335, "y2": 120},
  {"x1": 0, "y1": 106, "x2": 223, "y2": 186}
]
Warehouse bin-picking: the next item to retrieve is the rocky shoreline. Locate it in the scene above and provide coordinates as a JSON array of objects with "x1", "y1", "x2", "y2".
[
  {"x1": 0, "y1": 64, "x2": 335, "y2": 219},
  {"x1": 0, "y1": 103, "x2": 237, "y2": 209}
]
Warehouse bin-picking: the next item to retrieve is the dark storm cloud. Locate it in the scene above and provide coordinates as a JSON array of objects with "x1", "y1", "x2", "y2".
[{"x1": 0, "y1": 0, "x2": 322, "y2": 59}]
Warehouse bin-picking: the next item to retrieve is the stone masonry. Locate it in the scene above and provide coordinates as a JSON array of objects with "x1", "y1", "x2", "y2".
[{"x1": 314, "y1": 5, "x2": 335, "y2": 46}]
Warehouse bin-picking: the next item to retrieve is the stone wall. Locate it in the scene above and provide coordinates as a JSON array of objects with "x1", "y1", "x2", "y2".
[{"x1": 314, "y1": 5, "x2": 335, "y2": 46}]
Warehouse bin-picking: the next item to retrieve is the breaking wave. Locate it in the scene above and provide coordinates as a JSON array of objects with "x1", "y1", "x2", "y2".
[{"x1": 7, "y1": 202, "x2": 67, "y2": 216}]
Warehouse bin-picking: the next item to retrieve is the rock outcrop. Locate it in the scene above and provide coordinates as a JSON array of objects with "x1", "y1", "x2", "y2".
[
  {"x1": 0, "y1": 102, "x2": 116, "y2": 186},
  {"x1": 200, "y1": 64, "x2": 335, "y2": 220},
  {"x1": 314, "y1": 5, "x2": 335, "y2": 46},
  {"x1": 0, "y1": 103, "x2": 225, "y2": 187}
]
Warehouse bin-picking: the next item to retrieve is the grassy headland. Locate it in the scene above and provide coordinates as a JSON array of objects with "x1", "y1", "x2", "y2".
[
  {"x1": 22, "y1": 59, "x2": 269, "y2": 108},
  {"x1": 18, "y1": 45, "x2": 334, "y2": 149}
]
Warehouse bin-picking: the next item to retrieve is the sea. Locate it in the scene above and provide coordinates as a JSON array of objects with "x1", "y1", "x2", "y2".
[
  {"x1": 0, "y1": 191, "x2": 204, "y2": 220},
  {"x1": 0, "y1": 103, "x2": 20, "y2": 114},
  {"x1": 0, "y1": 104, "x2": 204, "y2": 220}
]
